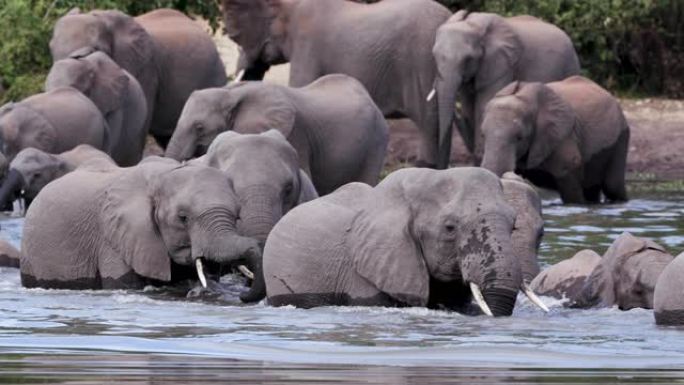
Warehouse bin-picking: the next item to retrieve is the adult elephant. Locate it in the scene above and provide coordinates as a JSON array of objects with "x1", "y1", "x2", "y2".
[
  {"x1": 0, "y1": 145, "x2": 115, "y2": 209},
  {"x1": 20, "y1": 157, "x2": 263, "y2": 302},
  {"x1": 221, "y1": 0, "x2": 450, "y2": 168},
  {"x1": 654, "y1": 252, "x2": 684, "y2": 325},
  {"x1": 431, "y1": 11, "x2": 580, "y2": 165},
  {"x1": 46, "y1": 49, "x2": 147, "y2": 166},
  {"x1": 480, "y1": 77, "x2": 630, "y2": 204},
  {"x1": 50, "y1": 8, "x2": 227, "y2": 147},
  {"x1": 263, "y1": 167, "x2": 548, "y2": 316},
  {"x1": 0, "y1": 88, "x2": 108, "y2": 161},
  {"x1": 166, "y1": 75, "x2": 389, "y2": 194}
]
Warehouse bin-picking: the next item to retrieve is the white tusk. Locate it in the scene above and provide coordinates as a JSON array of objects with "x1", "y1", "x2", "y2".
[
  {"x1": 195, "y1": 258, "x2": 208, "y2": 288},
  {"x1": 233, "y1": 69, "x2": 245, "y2": 83},
  {"x1": 523, "y1": 283, "x2": 549, "y2": 313},
  {"x1": 426, "y1": 88, "x2": 436, "y2": 102},
  {"x1": 237, "y1": 265, "x2": 254, "y2": 280},
  {"x1": 469, "y1": 282, "x2": 493, "y2": 317}
]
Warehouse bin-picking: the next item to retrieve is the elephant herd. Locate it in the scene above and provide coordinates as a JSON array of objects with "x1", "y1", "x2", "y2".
[{"x1": 0, "y1": 0, "x2": 680, "y2": 326}]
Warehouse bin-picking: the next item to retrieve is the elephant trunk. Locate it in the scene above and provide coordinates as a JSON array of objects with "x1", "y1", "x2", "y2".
[
  {"x1": 481, "y1": 138, "x2": 516, "y2": 177},
  {"x1": 165, "y1": 131, "x2": 195, "y2": 161},
  {"x1": 0, "y1": 169, "x2": 24, "y2": 211},
  {"x1": 436, "y1": 79, "x2": 457, "y2": 169},
  {"x1": 237, "y1": 186, "x2": 282, "y2": 244}
]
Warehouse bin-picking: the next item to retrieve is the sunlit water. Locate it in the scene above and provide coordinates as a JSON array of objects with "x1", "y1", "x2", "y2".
[{"x1": 1, "y1": 192, "x2": 684, "y2": 383}]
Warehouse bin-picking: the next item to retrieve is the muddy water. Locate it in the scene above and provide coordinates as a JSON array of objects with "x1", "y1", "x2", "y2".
[{"x1": 1, "y1": 192, "x2": 684, "y2": 384}]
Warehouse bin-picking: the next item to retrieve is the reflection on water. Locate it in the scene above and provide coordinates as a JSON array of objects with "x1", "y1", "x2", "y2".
[{"x1": 1, "y1": 192, "x2": 684, "y2": 383}]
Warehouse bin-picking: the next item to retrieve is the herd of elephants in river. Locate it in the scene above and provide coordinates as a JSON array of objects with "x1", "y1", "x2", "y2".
[{"x1": 0, "y1": 0, "x2": 681, "y2": 327}]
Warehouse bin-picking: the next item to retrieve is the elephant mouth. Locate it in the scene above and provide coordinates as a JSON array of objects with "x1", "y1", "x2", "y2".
[{"x1": 469, "y1": 282, "x2": 548, "y2": 317}]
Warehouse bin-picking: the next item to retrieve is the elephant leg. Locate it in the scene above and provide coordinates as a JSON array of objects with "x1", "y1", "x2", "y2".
[
  {"x1": 583, "y1": 185, "x2": 602, "y2": 203},
  {"x1": 602, "y1": 130, "x2": 629, "y2": 202},
  {"x1": 555, "y1": 170, "x2": 586, "y2": 204}
]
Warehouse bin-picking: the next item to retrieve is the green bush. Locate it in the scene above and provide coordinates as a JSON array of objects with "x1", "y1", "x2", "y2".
[{"x1": 0, "y1": 0, "x2": 220, "y2": 104}]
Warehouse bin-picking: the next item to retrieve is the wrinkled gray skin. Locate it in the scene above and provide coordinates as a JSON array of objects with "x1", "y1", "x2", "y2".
[
  {"x1": 0, "y1": 88, "x2": 108, "y2": 161},
  {"x1": 46, "y1": 49, "x2": 147, "y2": 166},
  {"x1": 500, "y1": 173, "x2": 543, "y2": 283},
  {"x1": 0, "y1": 145, "x2": 115, "y2": 209},
  {"x1": 0, "y1": 240, "x2": 19, "y2": 268},
  {"x1": 531, "y1": 249, "x2": 601, "y2": 301},
  {"x1": 20, "y1": 157, "x2": 262, "y2": 303},
  {"x1": 50, "y1": 8, "x2": 227, "y2": 147},
  {"x1": 222, "y1": 0, "x2": 450, "y2": 168},
  {"x1": 535, "y1": 232, "x2": 673, "y2": 310},
  {"x1": 264, "y1": 167, "x2": 523, "y2": 317},
  {"x1": 433, "y1": 11, "x2": 580, "y2": 166},
  {"x1": 481, "y1": 77, "x2": 630, "y2": 204},
  {"x1": 166, "y1": 75, "x2": 389, "y2": 194},
  {"x1": 654, "y1": 252, "x2": 684, "y2": 325}
]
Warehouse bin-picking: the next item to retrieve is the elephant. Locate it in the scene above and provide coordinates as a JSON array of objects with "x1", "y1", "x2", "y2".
[
  {"x1": 222, "y1": 0, "x2": 451, "y2": 168},
  {"x1": 654, "y1": 252, "x2": 684, "y2": 325},
  {"x1": 20, "y1": 157, "x2": 263, "y2": 302},
  {"x1": 0, "y1": 145, "x2": 115, "y2": 209},
  {"x1": 0, "y1": 87, "x2": 108, "y2": 161},
  {"x1": 166, "y1": 75, "x2": 389, "y2": 195},
  {"x1": 480, "y1": 76, "x2": 630, "y2": 204},
  {"x1": 533, "y1": 232, "x2": 673, "y2": 310},
  {"x1": 0, "y1": 240, "x2": 19, "y2": 268},
  {"x1": 50, "y1": 8, "x2": 228, "y2": 147},
  {"x1": 531, "y1": 249, "x2": 601, "y2": 301},
  {"x1": 263, "y1": 167, "x2": 549, "y2": 316},
  {"x1": 46, "y1": 49, "x2": 147, "y2": 166},
  {"x1": 431, "y1": 11, "x2": 581, "y2": 166}
]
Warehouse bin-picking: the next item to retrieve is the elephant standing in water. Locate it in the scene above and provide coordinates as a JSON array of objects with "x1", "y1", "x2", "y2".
[
  {"x1": 481, "y1": 77, "x2": 630, "y2": 204},
  {"x1": 46, "y1": 49, "x2": 147, "y2": 166},
  {"x1": 0, "y1": 240, "x2": 20, "y2": 268},
  {"x1": 50, "y1": 8, "x2": 227, "y2": 146},
  {"x1": 20, "y1": 158, "x2": 262, "y2": 302},
  {"x1": 654, "y1": 252, "x2": 684, "y2": 325},
  {"x1": 166, "y1": 75, "x2": 389, "y2": 194},
  {"x1": 263, "y1": 167, "x2": 548, "y2": 316},
  {"x1": 0, "y1": 145, "x2": 114, "y2": 209},
  {"x1": 432, "y1": 11, "x2": 580, "y2": 166},
  {"x1": 222, "y1": 0, "x2": 450, "y2": 167}
]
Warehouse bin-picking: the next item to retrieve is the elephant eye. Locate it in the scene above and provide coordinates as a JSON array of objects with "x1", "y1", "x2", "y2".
[
  {"x1": 283, "y1": 182, "x2": 294, "y2": 196},
  {"x1": 178, "y1": 213, "x2": 188, "y2": 224},
  {"x1": 193, "y1": 122, "x2": 204, "y2": 132},
  {"x1": 445, "y1": 224, "x2": 456, "y2": 233}
]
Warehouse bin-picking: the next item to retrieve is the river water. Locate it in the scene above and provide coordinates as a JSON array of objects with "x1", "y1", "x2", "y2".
[{"x1": 1, "y1": 192, "x2": 684, "y2": 384}]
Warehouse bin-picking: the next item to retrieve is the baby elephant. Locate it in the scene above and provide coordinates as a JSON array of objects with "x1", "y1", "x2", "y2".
[
  {"x1": 0, "y1": 145, "x2": 114, "y2": 209},
  {"x1": 263, "y1": 167, "x2": 548, "y2": 316},
  {"x1": 480, "y1": 76, "x2": 630, "y2": 204},
  {"x1": 654, "y1": 252, "x2": 684, "y2": 325},
  {"x1": 21, "y1": 157, "x2": 262, "y2": 301},
  {"x1": 532, "y1": 232, "x2": 673, "y2": 310}
]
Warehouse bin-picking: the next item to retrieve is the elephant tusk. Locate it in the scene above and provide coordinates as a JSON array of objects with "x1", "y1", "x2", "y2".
[
  {"x1": 426, "y1": 88, "x2": 436, "y2": 102},
  {"x1": 237, "y1": 265, "x2": 255, "y2": 280},
  {"x1": 233, "y1": 69, "x2": 245, "y2": 83},
  {"x1": 469, "y1": 282, "x2": 493, "y2": 317},
  {"x1": 195, "y1": 258, "x2": 208, "y2": 288},
  {"x1": 522, "y1": 283, "x2": 549, "y2": 313}
]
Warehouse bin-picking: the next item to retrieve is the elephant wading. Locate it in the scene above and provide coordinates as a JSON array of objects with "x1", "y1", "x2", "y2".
[
  {"x1": 50, "y1": 8, "x2": 227, "y2": 146},
  {"x1": 0, "y1": 88, "x2": 108, "y2": 161},
  {"x1": 480, "y1": 77, "x2": 630, "y2": 204},
  {"x1": 20, "y1": 157, "x2": 263, "y2": 302},
  {"x1": 263, "y1": 167, "x2": 548, "y2": 316},
  {"x1": 46, "y1": 49, "x2": 147, "y2": 166},
  {"x1": 222, "y1": 0, "x2": 450, "y2": 167},
  {"x1": 166, "y1": 75, "x2": 389, "y2": 194},
  {"x1": 654, "y1": 252, "x2": 684, "y2": 325},
  {"x1": 0, "y1": 145, "x2": 115, "y2": 209},
  {"x1": 432, "y1": 11, "x2": 580, "y2": 165}
]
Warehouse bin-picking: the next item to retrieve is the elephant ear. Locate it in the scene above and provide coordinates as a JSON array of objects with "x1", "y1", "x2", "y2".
[
  {"x1": 17, "y1": 106, "x2": 57, "y2": 154},
  {"x1": 101, "y1": 171, "x2": 171, "y2": 282},
  {"x1": 259, "y1": 91, "x2": 296, "y2": 137},
  {"x1": 87, "y1": 52, "x2": 129, "y2": 115},
  {"x1": 222, "y1": 0, "x2": 271, "y2": 65},
  {"x1": 99, "y1": 11, "x2": 155, "y2": 79},
  {"x1": 297, "y1": 169, "x2": 318, "y2": 205},
  {"x1": 350, "y1": 195, "x2": 430, "y2": 306},
  {"x1": 527, "y1": 84, "x2": 577, "y2": 169},
  {"x1": 469, "y1": 13, "x2": 522, "y2": 90}
]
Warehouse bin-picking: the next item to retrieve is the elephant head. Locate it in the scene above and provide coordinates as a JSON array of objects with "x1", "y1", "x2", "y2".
[
  {"x1": 221, "y1": 0, "x2": 290, "y2": 80},
  {"x1": 432, "y1": 11, "x2": 522, "y2": 166},
  {"x1": 46, "y1": 48, "x2": 130, "y2": 118},
  {"x1": 104, "y1": 158, "x2": 263, "y2": 302},
  {"x1": 0, "y1": 148, "x2": 70, "y2": 209},
  {"x1": 0, "y1": 102, "x2": 57, "y2": 160},
  {"x1": 480, "y1": 81, "x2": 577, "y2": 176},
  {"x1": 531, "y1": 249, "x2": 602, "y2": 301},
  {"x1": 351, "y1": 167, "x2": 530, "y2": 316},
  {"x1": 574, "y1": 232, "x2": 674, "y2": 310},
  {"x1": 165, "y1": 84, "x2": 295, "y2": 160},
  {"x1": 203, "y1": 130, "x2": 317, "y2": 243}
]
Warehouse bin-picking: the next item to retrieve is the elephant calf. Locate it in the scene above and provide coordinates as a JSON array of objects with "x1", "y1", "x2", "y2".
[
  {"x1": 654, "y1": 252, "x2": 684, "y2": 325},
  {"x1": 0, "y1": 145, "x2": 115, "y2": 209},
  {"x1": 263, "y1": 167, "x2": 548, "y2": 316},
  {"x1": 531, "y1": 232, "x2": 673, "y2": 310},
  {"x1": 480, "y1": 76, "x2": 630, "y2": 204},
  {"x1": 0, "y1": 240, "x2": 19, "y2": 268},
  {"x1": 166, "y1": 74, "x2": 389, "y2": 195},
  {"x1": 20, "y1": 157, "x2": 262, "y2": 302}
]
